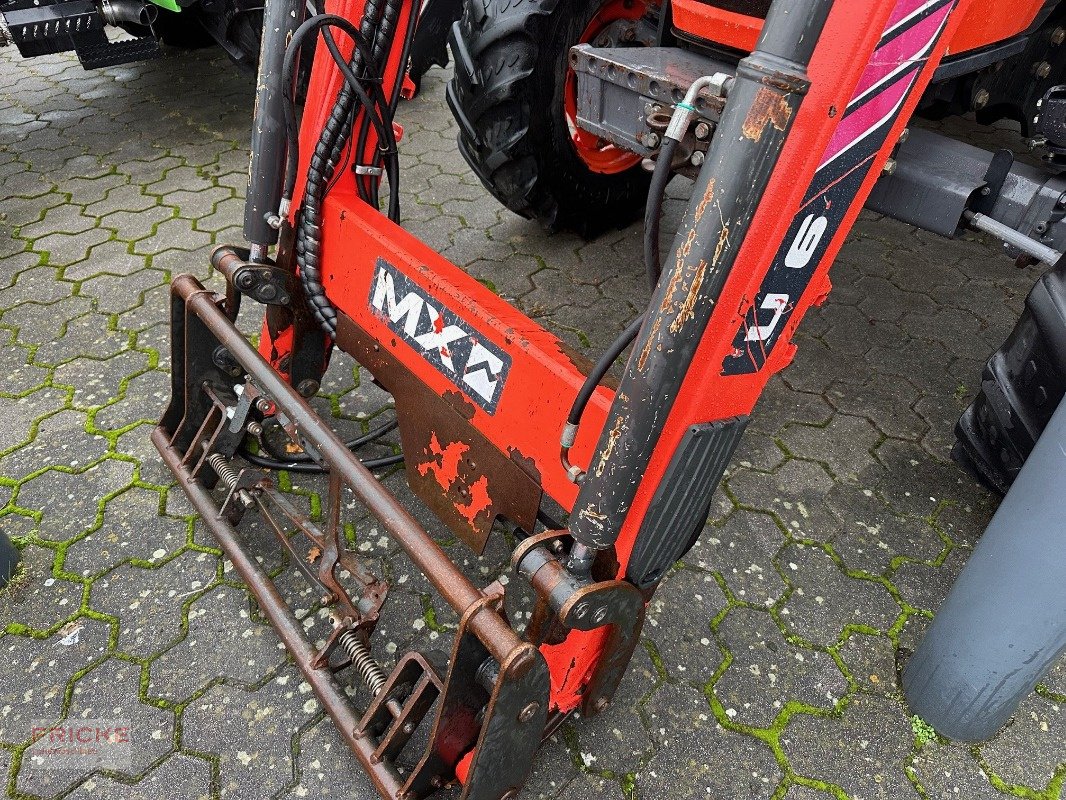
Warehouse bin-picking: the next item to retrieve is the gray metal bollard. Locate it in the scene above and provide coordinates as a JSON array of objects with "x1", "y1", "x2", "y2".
[
  {"x1": 903, "y1": 397, "x2": 1066, "y2": 741},
  {"x1": 0, "y1": 528, "x2": 20, "y2": 589}
]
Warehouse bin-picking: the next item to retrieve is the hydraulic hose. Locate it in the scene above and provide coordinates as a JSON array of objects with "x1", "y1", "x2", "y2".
[
  {"x1": 296, "y1": 0, "x2": 404, "y2": 337},
  {"x1": 643, "y1": 137, "x2": 678, "y2": 290}
]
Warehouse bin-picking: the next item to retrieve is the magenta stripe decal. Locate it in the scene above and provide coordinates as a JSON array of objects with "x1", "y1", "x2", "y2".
[
  {"x1": 721, "y1": 0, "x2": 958, "y2": 377},
  {"x1": 884, "y1": 0, "x2": 936, "y2": 31}
]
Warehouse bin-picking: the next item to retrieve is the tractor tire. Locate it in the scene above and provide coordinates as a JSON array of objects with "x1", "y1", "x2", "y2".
[
  {"x1": 446, "y1": 0, "x2": 652, "y2": 237},
  {"x1": 954, "y1": 256, "x2": 1066, "y2": 494}
]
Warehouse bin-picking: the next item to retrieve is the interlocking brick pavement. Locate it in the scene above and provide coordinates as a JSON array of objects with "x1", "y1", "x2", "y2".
[{"x1": 1, "y1": 40, "x2": 1064, "y2": 800}]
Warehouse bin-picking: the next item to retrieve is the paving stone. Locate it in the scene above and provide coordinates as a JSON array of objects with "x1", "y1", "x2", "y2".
[
  {"x1": 54, "y1": 349, "x2": 151, "y2": 409},
  {"x1": 640, "y1": 683, "x2": 782, "y2": 799},
  {"x1": 978, "y1": 693, "x2": 1066, "y2": 790},
  {"x1": 910, "y1": 741, "x2": 1001, "y2": 800},
  {"x1": 181, "y1": 667, "x2": 319, "y2": 800},
  {"x1": 89, "y1": 550, "x2": 218, "y2": 658},
  {"x1": 0, "y1": 545, "x2": 81, "y2": 632},
  {"x1": 713, "y1": 606, "x2": 847, "y2": 728},
  {"x1": 727, "y1": 460, "x2": 840, "y2": 543},
  {"x1": 65, "y1": 751, "x2": 213, "y2": 799},
  {"x1": 837, "y1": 631, "x2": 899, "y2": 697},
  {"x1": 0, "y1": 618, "x2": 111, "y2": 747},
  {"x1": 32, "y1": 311, "x2": 128, "y2": 364},
  {"x1": 686, "y1": 510, "x2": 787, "y2": 607},
  {"x1": 62, "y1": 488, "x2": 187, "y2": 577},
  {"x1": 148, "y1": 584, "x2": 285, "y2": 703},
  {"x1": 778, "y1": 544, "x2": 900, "y2": 647},
  {"x1": 19, "y1": 657, "x2": 174, "y2": 797},
  {"x1": 782, "y1": 694, "x2": 919, "y2": 800},
  {"x1": 645, "y1": 567, "x2": 727, "y2": 682},
  {"x1": 17, "y1": 459, "x2": 136, "y2": 541},
  {"x1": 824, "y1": 483, "x2": 944, "y2": 575},
  {"x1": 279, "y1": 715, "x2": 380, "y2": 798},
  {"x1": 0, "y1": 409, "x2": 109, "y2": 481}
]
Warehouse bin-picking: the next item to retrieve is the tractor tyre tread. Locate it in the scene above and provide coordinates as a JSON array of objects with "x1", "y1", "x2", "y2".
[{"x1": 446, "y1": 0, "x2": 650, "y2": 237}]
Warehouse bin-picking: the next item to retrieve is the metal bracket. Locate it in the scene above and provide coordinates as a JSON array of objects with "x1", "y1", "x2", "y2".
[{"x1": 512, "y1": 538, "x2": 646, "y2": 716}]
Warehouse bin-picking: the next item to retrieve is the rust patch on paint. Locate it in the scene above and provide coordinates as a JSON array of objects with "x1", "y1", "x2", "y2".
[
  {"x1": 670, "y1": 259, "x2": 708, "y2": 335},
  {"x1": 742, "y1": 88, "x2": 791, "y2": 142},
  {"x1": 594, "y1": 416, "x2": 626, "y2": 478},
  {"x1": 637, "y1": 316, "x2": 662, "y2": 372}
]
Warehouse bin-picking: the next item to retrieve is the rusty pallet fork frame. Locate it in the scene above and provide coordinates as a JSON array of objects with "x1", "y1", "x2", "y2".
[
  {"x1": 154, "y1": 273, "x2": 648, "y2": 798},
  {"x1": 153, "y1": 0, "x2": 987, "y2": 795}
]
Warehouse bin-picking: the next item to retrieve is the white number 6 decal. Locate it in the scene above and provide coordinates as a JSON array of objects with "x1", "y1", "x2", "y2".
[{"x1": 785, "y1": 214, "x2": 828, "y2": 269}]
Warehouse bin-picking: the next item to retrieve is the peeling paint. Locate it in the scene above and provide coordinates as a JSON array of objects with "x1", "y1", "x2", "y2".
[
  {"x1": 742, "y1": 87, "x2": 792, "y2": 142},
  {"x1": 455, "y1": 475, "x2": 492, "y2": 529},
  {"x1": 417, "y1": 432, "x2": 469, "y2": 493},
  {"x1": 594, "y1": 417, "x2": 626, "y2": 478},
  {"x1": 670, "y1": 259, "x2": 708, "y2": 335}
]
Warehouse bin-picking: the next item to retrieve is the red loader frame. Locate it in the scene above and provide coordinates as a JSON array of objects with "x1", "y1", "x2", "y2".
[{"x1": 156, "y1": 0, "x2": 990, "y2": 796}]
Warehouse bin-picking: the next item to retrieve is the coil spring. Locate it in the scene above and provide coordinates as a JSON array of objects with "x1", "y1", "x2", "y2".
[
  {"x1": 207, "y1": 453, "x2": 239, "y2": 488},
  {"x1": 338, "y1": 628, "x2": 387, "y2": 695}
]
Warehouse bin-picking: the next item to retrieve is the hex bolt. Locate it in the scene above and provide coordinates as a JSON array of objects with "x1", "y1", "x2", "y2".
[
  {"x1": 256, "y1": 397, "x2": 274, "y2": 414},
  {"x1": 1034, "y1": 61, "x2": 1052, "y2": 79},
  {"x1": 690, "y1": 150, "x2": 705, "y2": 168},
  {"x1": 973, "y1": 89, "x2": 990, "y2": 110},
  {"x1": 1054, "y1": 26, "x2": 1066, "y2": 45},
  {"x1": 641, "y1": 132, "x2": 660, "y2": 149},
  {"x1": 898, "y1": 127, "x2": 910, "y2": 144},
  {"x1": 247, "y1": 421, "x2": 263, "y2": 437},
  {"x1": 882, "y1": 158, "x2": 897, "y2": 176},
  {"x1": 297, "y1": 379, "x2": 320, "y2": 397},
  {"x1": 592, "y1": 697, "x2": 610, "y2": 713},
  {"x1": 694, "y1": 121, "x2": 711, "y2": 140},
  {"x1": 518, "y1": 702, "x2": 540, "y2": 723}
]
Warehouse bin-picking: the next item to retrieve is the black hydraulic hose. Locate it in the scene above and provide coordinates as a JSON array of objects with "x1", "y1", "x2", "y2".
[
  {"x1": 261, "y1": 417, "x2": 398, "y2": 463},
  {"x1": 281, "y1": 14, "x2": 387, "y2": 205},
  {"x1": 566, "y1": 314, "x2": 645, "y2": 428},
  {"x1": 643, "y1": 138, "x2": 678, "y2": 290},
  {"x1": 297, "y1": 0, "x2": 404, "y2": 336},
  {"x1": 239, "y1": 448, "x2": 403, "y2": 473}
]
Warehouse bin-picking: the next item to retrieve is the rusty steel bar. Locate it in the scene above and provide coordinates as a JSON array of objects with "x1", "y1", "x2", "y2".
[
  {"x1": 153, "y1": 425, "x2": 406, "y2": 799},
  {"x1": 167, "y1": 274, "x2": 521, "y2": 664}
]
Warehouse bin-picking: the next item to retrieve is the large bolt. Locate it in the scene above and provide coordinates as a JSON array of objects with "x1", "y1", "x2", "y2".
[
  {"x1": 694, "y1": 121, "x2": 711, "y2": 140},
  {"x1": 1053, "y1": 26, "x2": 1066, "y2": 45},
  {"x1": 1034, "y1": 61, "x2": 1052, "y2": 79},
  {"x1": 973, "y1": 89, "x2": 990, "y2": 110},
  {"x1": 690, "y1": 151, "x2": 705, "y2": 168}
]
